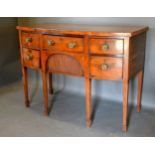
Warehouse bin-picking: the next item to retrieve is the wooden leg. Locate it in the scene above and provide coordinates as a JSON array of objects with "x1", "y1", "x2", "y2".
[
  {"x1": 48, "y1": 73, "x2": 53, "y2": 94},
  {"x1": 22, "y1": 67, "x2": 29, "y2": 107},
  {"x1": 137, "y1": 70, "x2": 144, "y2": 112},
  {"x1": 122, "y1": 80, "x2": 129, "y2": 132},
  {"x1": 85, "y1": 78, "x2": 92, "y2": 128},
  {"x1": 41, "y1": 71, "x2": 49, "y2": 116}
]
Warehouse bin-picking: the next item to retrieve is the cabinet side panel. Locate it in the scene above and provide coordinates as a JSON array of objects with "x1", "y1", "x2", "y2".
[{"x1": 129, "y1": 32, "x2": 146, "y2": 78}]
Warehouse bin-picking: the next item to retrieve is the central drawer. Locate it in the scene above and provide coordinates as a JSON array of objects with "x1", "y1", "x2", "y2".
[
  {"x1": 90, "y1": 56, "x2": 123, "y2": 80},
  {"x1": 43, "y1": 35, "x2": 84, "y2": 53}
]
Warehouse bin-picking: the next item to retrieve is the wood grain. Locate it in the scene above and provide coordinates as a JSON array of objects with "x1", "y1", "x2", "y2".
[
  {"x1": 129, "y1": 32, "x2": 146, "y2": 78},
  {"x1": 47, "y1": 53, "x2": 84, "y2": 76},
  {"x1": 122, "y1": 80, "x2": 129, "y2": 132},
  {"x1": 90, "y1": 56, "x2": 123, "y2": 80},
  {"x1": 90, "y1": 38, "x2": 123, "y2": 55},
  {"x1": 17, "y1": 24, "x2": 148, "y2": 132},
  {"x1": 122, "y1": 38, "x2": 130, "y2": 132},
  {"x1": 21, "y1": 32, "x2": 40, "y2": 50},
  {"x1": 22, "y1": 48, "x2": 40, "y2": 69},
  {"x1": 84, "y1": 35, "x2": 92, "y2": 127},
  {"x1": 18, "y1": 30, "x2": 30, "y2": 107},
  {"x1": 43, "y1": 35, "x2": 84, "y2": 53},
  {"x1": 17, "y1": 23, "x2": 148, "y2": 37},
  {"x1": 137, "y1": 70, "x2": 144, "y2": 112},
  {"x1": 85, "y1": 78, "x2": 92, "y2": 127},
  {"x1": 41, "y1": 71, "x2": 49, "y2": 116}
]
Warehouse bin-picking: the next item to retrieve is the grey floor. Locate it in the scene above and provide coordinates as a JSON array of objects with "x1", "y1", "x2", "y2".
[{"x1": 0, "y1": 82, "x2": 155, "y2": 137}]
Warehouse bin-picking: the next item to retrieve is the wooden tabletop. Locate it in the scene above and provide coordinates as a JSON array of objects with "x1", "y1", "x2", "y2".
[{"x1": 17, "y1": 23, "x2": 149, "y2": 37}]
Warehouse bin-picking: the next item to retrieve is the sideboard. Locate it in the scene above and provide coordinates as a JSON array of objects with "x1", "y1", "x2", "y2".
[{"x1": 16, "y1": 23, "x2": 148, "y2": 132}]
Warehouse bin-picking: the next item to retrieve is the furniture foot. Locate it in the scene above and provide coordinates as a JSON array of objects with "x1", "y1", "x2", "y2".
[
  {"x1": 122, "y1": 80, "x2": 129, "y2": 132},
  {"x1": 25, "y1": 100, "x2": 30, "y2": 107},
  {"x1": 122, "y1": 125, "x2": 128, "y2": 132},
  {"x1": 48, "y1": 73, "x2": 54, "y2": 94},
  {"x1": 137, "y1": 70, "x2": 143, "y2": 112},
  {"x1": 42, "y1": 71, "x2": 49, "y2": 116},
  {"x1": 44, "y1": 109, "x2": 49, "y2": 116},
  {"x1": 85, "y1": 78, "x2": 92, "y2": 128},
  {"x1": 22, "y1": 67, "x2": 30, "y2": 107},
  {"x1": 86, "y1": 120, "x2": 92, "y2": 128}
]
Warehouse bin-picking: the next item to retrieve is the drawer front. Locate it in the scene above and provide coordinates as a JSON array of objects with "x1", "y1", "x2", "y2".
[
  {"x1": 43, "y1": 35, "x2": 84, "y2": 52},
  {"x1": 21, "y1": 32, "x2": 40, "y2": 50},
  {"x1": 22, "y1": 48, "x2": 40, "y2": 69},
  {"x1": 90, "y1": 38, "x2": 124, "y2": 55},
  {"x1": 90, "y1": 56, "x2": 122, "y2": 80}
]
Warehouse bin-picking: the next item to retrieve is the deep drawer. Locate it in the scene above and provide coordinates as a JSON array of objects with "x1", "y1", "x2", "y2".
[
  {"x1": 22, "y1": 48, "x2": 40, "y2": 69},
  {"x1": 90, "y1": 56, "x2": 123, "y2": 80}
]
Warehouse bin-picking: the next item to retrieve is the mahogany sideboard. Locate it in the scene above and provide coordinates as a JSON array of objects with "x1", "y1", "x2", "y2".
[{"x1": 16, "y1": 23, "x2": 148, "y2": 132}]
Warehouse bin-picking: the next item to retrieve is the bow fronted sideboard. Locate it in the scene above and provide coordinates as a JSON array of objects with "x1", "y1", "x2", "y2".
[{"x1": 17, "y1": 23, "x2": 148, "y2": 132}]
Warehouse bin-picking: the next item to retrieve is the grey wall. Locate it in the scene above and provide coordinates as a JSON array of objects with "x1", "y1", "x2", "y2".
[
  {"x1": 0, "y1": 17, "x2": 21, "y2": 87},
  {"x1": 18, "y1": 17, "x2": 155, "y2": 109}
]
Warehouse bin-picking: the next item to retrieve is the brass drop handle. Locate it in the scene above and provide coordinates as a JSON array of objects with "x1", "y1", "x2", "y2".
[
  {"x1": 68, "y1": 42, "x2": 77, "y2": 49},
  {"x1": 25, "y1": 53, "x2": 33, "y2": 61},
  {"x1": 101, "y1": 64, "x2": 109, "y2": 70},
  {"x1": 26, "y1": 37, "x2": 32, "y2": 43},
  {"x1": 102, "y1": 43, "x2": 109, "y2": 50},
  {"x1": 47, "y1": 40, "x2": 55, "y2": 46}
]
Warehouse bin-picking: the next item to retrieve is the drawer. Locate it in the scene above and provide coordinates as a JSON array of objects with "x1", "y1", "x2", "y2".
[
  {"x1": 43, "y1": 35, "x2": 84, "y2": 52},
  {"x1": 21, "y1": 32, "x2": 40, "y2": 50},
  {"x1": 90, "y1": 56, "x2": 122, "y2": 80},
  {"x1": 90, "y1": 38, "x2": 124, "y2": 55},
  {"x1": 22, "y1": 48, "x2": 40, "y2": 69}
]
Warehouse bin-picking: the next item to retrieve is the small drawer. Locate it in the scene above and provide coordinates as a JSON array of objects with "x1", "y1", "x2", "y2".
[
  {"x1": 22, "y1": 48, "x2": 40, "y2": 69},
  {"x1": 90, "y1": 38, "x2": 124, "y2": 55},
  {"x1": 43, "y1": 35, "x2": 84, "y2": 53},
  {"x1": 90, "y1": 56, "x2": 122, "y2": 80},
  {"x1": 21, "y1": 32, "x2": 40, "y2": 50}
]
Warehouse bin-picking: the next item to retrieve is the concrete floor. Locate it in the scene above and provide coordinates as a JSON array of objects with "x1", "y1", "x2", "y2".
[{"x1": 0, "y1": 82, "x2": 155, "y2": 137}]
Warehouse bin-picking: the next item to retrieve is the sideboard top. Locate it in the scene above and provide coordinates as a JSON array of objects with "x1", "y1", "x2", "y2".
[{"x1": 17, "y1": 23, "x2": 148, "y2": 37}]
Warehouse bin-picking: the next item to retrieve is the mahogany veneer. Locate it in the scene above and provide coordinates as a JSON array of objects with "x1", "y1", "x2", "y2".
[
  {"x1": 17, "y1": 23, "x2": 148, "y2": 132},
  {"x1": 22, "y1": 48, "x2": 40, "y2": 69}
]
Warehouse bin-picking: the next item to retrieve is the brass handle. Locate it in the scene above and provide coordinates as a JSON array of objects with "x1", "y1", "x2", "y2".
[
  {"x1": 26, "y1": 37, "x2": 32, "y2": 43},
  {"x1": 68, "y1": 42, "x2": 77, "y2": 49},
  {"x1": 101, "y1": 64, "x2": 109, "y2": 70},
  {"x1": 47, "y1": 40, "x2": 55, "y2": 46},
  {"x1": 25, "y1": 53, "x2": 33, "y2": 61},
  {"x1": 102, "y1": 43, "x2": 109, "y2": 50}
]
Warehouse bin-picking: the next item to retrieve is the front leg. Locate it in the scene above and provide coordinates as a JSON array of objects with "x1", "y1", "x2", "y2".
[
  {"x1": 41, "y1": 71, "x2": 49, "y2": 116},
  {"x1": 122, "y1": 80, "x2": 129, "y2": 132},
  {"x1": 137, "y1": 69, "x2": 144, "y2": 112},
  {"x1": 22, "y1": 67, "x2": 30, "y2": 107},
  {"x1": 85, "y1": 78, "x2": 92, "y2": 127}
]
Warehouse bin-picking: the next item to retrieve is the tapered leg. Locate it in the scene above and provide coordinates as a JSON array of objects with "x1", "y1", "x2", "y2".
[
  {"x1": 41, "y1": 71, "x2": 49, "y2": 116},
  {"x1": 85, "y1": 78, "x2": 92, "y2": 128},
  {"x1": 137, "y1": 70, "x2": 144, "y2": 112},
  {"x1": 22, "y1": 67, "x2": 29, "y2": 107},
  {"x1": 122, "y1": 80, "x2": 129, "y2": 132},
  {"x1": 48, "y1": 73, "x2": 53, "y2": 94}
]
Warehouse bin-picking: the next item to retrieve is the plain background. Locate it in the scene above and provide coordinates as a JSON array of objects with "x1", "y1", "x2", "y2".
[
  {"x1": 1, "y1": 17, "x2": 155, "y2": 109},
  {"x1": 0, "y1": 18, "x2": 20, "y2": 87}
]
